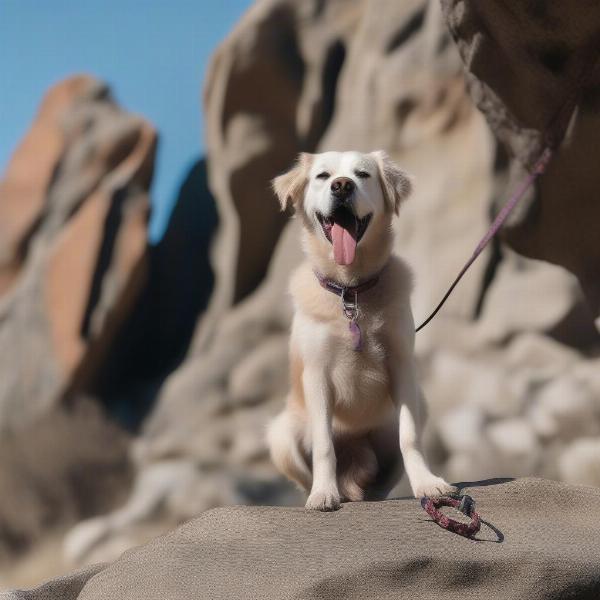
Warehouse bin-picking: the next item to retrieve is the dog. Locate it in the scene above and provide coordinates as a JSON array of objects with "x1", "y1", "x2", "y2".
[{"x1": 267, "y1": 150, "x2": 455, "y2": 511}]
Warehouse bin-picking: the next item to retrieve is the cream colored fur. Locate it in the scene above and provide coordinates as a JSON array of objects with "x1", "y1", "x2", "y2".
[{"x1": 268, "y1": 151, "x2": 455, "y2": 510}]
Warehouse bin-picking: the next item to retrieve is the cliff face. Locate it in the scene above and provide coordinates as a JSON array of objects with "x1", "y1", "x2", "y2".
[
  {"x1": 0, "y1": 75, "x2": 155, "y2": 572},
  {"x1": 440, "y1": 0, "x2": 600, "y2": 316}
]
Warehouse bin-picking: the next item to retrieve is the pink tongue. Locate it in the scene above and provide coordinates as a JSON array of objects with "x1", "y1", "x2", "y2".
[{"x1": 332, "y1": 222, "x2": 357, "y2": 265}]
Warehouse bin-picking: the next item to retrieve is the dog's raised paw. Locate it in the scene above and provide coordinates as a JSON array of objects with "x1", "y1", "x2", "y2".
[
  {"x1": 305, "y1": 488, "x2": 341, "y2": 511},
  {"x1": 412, "y1": 476, "x2": 457, "y2": 499}
]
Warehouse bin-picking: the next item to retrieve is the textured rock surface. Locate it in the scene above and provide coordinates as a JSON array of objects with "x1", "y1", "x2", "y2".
[
  {"x1": 440, "y1": 0, "x2": 600, "y2": 315},
  {"x1": 0, "y1": 75, "x2": 155, "y2": 430},
  {"x1": 7, "y1": 479, "x2": 600, "y2": 600},
  {"x1": 92, "y1": 158, "x2": 218, "y2": 428},
  {"x1": 0, "y1": 400, "x2": 131, "y2": 567},
  {"x1": 201, "y1": 0, "x2": 363, "y2": 342},
  {"x1": 0, "y1": 77, "x2": 89, "y2": 296}
]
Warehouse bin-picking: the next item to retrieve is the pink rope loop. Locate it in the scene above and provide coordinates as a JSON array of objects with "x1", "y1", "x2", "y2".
[{"x1": 421, "y1": 495, "x2": 481, "y2": 538}]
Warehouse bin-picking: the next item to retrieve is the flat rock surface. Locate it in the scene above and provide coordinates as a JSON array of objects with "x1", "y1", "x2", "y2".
[{"x1": 6, "y1": 478, "x2": 600, "y2": 599}]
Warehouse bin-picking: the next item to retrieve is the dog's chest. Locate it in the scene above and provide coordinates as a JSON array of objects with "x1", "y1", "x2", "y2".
[
  {"x1": 296, "y1": 309, "x2": 393, "y2": 428},
  {"x1": 329, "y1": 314, "x2": 389, "y2": 395}
]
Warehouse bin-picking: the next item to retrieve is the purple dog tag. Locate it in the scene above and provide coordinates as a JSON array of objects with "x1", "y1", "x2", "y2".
[{"x1": 349, "y1": 320, "x2": 362, "y2": 351}]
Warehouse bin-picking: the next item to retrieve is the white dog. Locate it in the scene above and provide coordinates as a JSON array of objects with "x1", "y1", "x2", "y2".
[{"x1": 267, "y1": 150, "x2": 455, "y2": 511}]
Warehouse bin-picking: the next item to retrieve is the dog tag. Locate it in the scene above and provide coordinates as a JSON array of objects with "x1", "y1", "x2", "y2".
[{"x1": 349, "y1": 320, "x2": 362, "y2": 351}]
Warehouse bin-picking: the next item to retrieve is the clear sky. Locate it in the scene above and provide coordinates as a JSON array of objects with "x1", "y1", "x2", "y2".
[{"x1": 0, "y1": 1, "x2": 252, "y2": 241}]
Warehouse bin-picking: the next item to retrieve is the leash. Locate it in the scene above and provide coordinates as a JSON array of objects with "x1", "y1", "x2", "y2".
[
  {"x1": 414, "y1": 54, "x2": 598, "y2": 333},
  {"x1": 417, "y1": 56, "x2": 597, "y2": 534},
  {"x1": 421, "y1": 493, "x2": 481, "y2": 538},
  {"x1": 414, "y1": 147, "x2": 552, "y2": 332}
]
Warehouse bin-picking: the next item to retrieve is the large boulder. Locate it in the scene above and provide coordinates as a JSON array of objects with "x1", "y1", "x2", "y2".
[
  {"x1": 0, "y1": 400, "x2": 131, "y2": 573},
  {"x1": 7, "y1": 479, "x2": 600, "y2": 600},
  {"x1": 0, "y1": 75, "x2": 155, "y2": 429},
  {"x1": 201, "y1": 0, "x2": 363, "y2": 341},
  {"x1": 440, "y1": 0, "x2": 600, "y2": 318},
  {"x1": 0, "y1": 76, "x2": 154, "y2": 576}
]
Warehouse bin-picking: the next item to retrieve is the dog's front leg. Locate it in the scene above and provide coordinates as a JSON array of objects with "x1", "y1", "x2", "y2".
[
  {"x1": 302, "y1": 367, "x2": 341, "y2": 511},
  {"x1": 392, "y1": 356, "x2": 456, "y2": 498}
]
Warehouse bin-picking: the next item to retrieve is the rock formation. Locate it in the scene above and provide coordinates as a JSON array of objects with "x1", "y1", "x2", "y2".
[
  {"x1": 0, "y1": 75, "x2": 155, "y2": 429},
  {"x1": 8, "y1": 479, "x2": 600, "y2": 599},
  {"x1": 441, "y1": 0, "x2": 600, "y2": 317},
  {"x1": 0, "y1": 75, "x2": 155, "y2": 570}
]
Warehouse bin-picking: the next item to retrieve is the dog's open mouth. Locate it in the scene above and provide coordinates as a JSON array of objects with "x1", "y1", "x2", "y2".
[{"x1": 316, "y1": 207, "x2": 372, "y2": 266}]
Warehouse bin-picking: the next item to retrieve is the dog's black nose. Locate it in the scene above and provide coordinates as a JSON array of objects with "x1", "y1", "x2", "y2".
[{"x1": 330, "y1": 177, "x2": 355, "y2": 199}]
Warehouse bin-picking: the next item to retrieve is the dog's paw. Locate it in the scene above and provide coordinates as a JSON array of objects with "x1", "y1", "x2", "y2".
[
  {"x1": 305, "y1": 488, "x2": 341, "y2": 511},
  {"x1": 412, "y1": 476, "x2": 457, "y2": 499}
]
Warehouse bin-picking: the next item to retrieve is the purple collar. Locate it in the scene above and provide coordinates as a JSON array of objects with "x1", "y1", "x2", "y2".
[{"x1": 313, "y1": 270, "x2": 380, "y2": 299}]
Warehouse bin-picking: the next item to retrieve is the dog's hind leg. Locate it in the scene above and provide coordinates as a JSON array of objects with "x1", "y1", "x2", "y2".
[
  {"x1": 267, "y1": 409, "x2": 312, "y2": 492},
  {"x1": 365, "y1": 422, "x2": 404, "y2": 500},
  {"x1": 335, "y1": 434, "x2": 378, "y2": 502}
]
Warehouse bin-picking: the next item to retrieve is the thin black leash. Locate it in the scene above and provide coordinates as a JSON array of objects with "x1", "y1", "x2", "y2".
[{"x1": 415, "y1": 55, "x2": 598, "y2": 333}]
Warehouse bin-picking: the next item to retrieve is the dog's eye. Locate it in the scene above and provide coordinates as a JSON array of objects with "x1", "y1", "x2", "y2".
[
  {"x1": 316, "y1": 172, "x2": 330, "y2": 180},
  {"x1": 355, "y1": 170, "x2": 370, "y2": 179}
]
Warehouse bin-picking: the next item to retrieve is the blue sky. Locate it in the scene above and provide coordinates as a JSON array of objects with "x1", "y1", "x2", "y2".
[{"x1": 0, "y1": 1, "x2": 252, "y2": 241}]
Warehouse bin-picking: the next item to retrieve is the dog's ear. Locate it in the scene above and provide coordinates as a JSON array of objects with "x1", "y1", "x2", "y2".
[
  {"x1": 372, "y1": 150, "x2": 412, "y2": 215},
  {"x1": 272, "y1": 153, "x2": 313, "y2": 212}
]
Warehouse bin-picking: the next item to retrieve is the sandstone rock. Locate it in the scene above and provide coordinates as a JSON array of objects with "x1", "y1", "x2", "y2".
[
  {"x1": 440, "y1": 0, "x2": 600, "y2": 319},
  {"x1": 437, "y1": 404, "x2": 484, "y2": 454},
  {"x1": 572, "y1": 358, "x2": 600, "y2": 403},
  {"x1": 0, "y1": 399, "x2": 131, "y2": 563},
  {"x1": 426, "y1": 351, "x2": 520, "y2": 418},
  {"x1": 137, "y1": 220, "x2": 301, "y2": 465},
  {"x1": 92, "y1": 158, "x2": 219, "y2": 427},
  {"x1": 0, "y1": 76, "x2": 155, "y2": 577},
  {"x1": 0, "y1": 76, "x2": 155, "y2": 430},
  {"x1": 0, "y1": 76, "x2": 93, "y2": 296},
  {"x1": 228, "y1": 334, "x2": 290, "y2": 406},
  {"x1": 15, "y1": 479, "x2": 600, "y2": 600},
  {"x1": 319, "y1": 0, "x2": 495, "y2": 340},
  {"x1": 486, "y1": 418, "x2": 541, "y2": 476},
  {"x1": 201, "y1": 0, "x2": 364, "y2": 348},
  {"x1": 558, "y1": 438, "x2": 600, "y2": 488},
  {"x1": 445, "y1": 446, "x2": 499, "y2": 483},
  {"x1": 476, "y1": 251, "x2": 583, "y2": 342},
  {"x1": 529, "y1": 376, "x2": 599, "y2": 441},
  {"x1": 504, "y1": 332, "x2": 581, "y2": 379}
]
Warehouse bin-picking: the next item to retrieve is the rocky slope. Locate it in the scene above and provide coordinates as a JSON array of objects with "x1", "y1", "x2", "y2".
[
  {"x1": 0, "y1": 75, "x2": 154, "y2": 573},
  {"x1": 8, "y1": 479, "x2": 600, "y2": 600}
]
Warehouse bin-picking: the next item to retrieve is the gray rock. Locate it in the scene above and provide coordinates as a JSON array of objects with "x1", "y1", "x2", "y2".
[{"x1": 558, "y1": 438, "x2": 600, "y2": 488}]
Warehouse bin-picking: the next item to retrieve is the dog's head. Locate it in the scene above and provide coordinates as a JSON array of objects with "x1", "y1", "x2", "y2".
[{"x1": 273, "y1": 151, "x2": 412, "y2": 267}]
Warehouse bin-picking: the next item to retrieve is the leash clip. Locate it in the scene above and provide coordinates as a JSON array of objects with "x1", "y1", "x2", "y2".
[
  {"x1": 458, "y1": 494, "x2": 475, "y2": 517},
  {"x1": 446, "y1": 491, "x2": 475, "y2": 516},
  {"x1": 341, "y1": 289, "x2": 359, "y2": 321}
]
